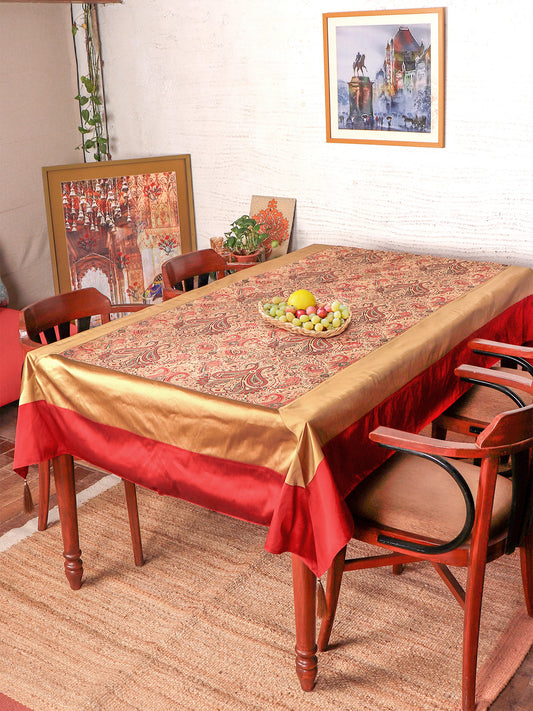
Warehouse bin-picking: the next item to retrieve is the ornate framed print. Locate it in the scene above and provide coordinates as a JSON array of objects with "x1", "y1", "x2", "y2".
[
  {"x1": 42, "y1": 155, "x2": 197, "y2": 304},
  {"x1": 323, "y1": 8, "x2": 444, "y2": 147}
]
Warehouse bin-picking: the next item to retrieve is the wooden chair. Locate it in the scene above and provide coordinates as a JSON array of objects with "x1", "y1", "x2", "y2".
[
  {"x1": 161, "y1": 249, "x2": 228, "y2": 301},
  {"x1": 432, "y1": 338, "x2": 533, "y2": 440},
  {"x1": 19, "y1": 287, "x2": 146, "y2": 566},
  {"x1": 318, "y1": 365, "x2": 533, "y2": 711}
]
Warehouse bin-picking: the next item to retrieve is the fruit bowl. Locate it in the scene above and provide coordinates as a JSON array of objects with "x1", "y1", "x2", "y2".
[{"x1": 258, "y1": 301, "x2": 351, "y2": 338}]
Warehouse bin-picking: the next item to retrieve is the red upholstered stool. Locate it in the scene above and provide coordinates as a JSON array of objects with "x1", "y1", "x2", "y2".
[{"x1": 0, "y1": 307, "x2": 24, "y2": 407}]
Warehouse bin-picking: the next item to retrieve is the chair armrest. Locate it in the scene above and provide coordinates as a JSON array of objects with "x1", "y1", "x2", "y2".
[
  {"x1": 469, "y1": 338, "x2": 533, "y2": 359},
  {"x1": 108, "y1": 303, "x2": 147, "y2": 313},
  {"x1": 469, "y1": 338, "x2": 533, "y2": 375},
  {"x1": 455, "y1": 363, "x2": 533, "y2": 397},
  {"x1": 19, "y1": 334, "x2": 41, "y2": 353},
  {"x1": 369, "y1": 426, "x2": 480, "y2": 458},
  {"x1": 224, "y1": 261, "x2": 259, "y2": 271},
  {"x1": 18, "y1": 311, "x2": 40, "y2": 353},
  {"x1": 162, "y1": 287, "x2": 183, "y2": 301},
  {"x1": 369, "y1": 426, "x2": 477, "y2": 555}
]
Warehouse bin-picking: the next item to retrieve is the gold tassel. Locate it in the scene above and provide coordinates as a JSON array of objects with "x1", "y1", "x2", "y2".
[
  {"x1": 316, "y1": 578, "x2": 327, "y2": 619},
  {"x1": 23, "y1": 480, "x2": 34, "y2": 514}
]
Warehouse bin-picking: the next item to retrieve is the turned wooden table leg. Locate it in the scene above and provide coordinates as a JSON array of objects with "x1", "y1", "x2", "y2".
[
  {"x1": 52, "y1": 454, "x2": 83, "y2": 590},
  {"x1": 291, "y1": 553, "x2": 317, "y2": 691}
]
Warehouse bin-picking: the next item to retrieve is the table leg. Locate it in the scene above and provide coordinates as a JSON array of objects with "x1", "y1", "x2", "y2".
[
  {"x1": 291, "y1": 553, "x2": 317, "y2": 691},
  {"x1": 52, "y1": 454, "x2": 83, "y2": 590}
]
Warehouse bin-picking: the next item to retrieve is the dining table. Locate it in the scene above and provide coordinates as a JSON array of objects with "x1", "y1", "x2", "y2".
[{"x1": 13, "y1": 243, "x2": 533, "y2": 690}]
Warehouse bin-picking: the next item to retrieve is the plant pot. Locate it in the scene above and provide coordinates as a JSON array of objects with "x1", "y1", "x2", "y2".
[{"x1": 230, "y1": 249, "x2": 262, "y2": 264}]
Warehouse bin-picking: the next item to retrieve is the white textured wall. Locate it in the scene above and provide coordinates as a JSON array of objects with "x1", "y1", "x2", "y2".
[
  {"x1": 97, "y1": 0, "x2": 533, "y2": 267},
  {"x1": 0, "y1": 3, "x2": 79, "y2": 308}
]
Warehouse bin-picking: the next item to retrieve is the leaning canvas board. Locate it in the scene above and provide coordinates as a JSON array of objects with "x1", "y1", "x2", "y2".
[{"x1": 249, "y1": 196, "x2": 296, "y2": 260}]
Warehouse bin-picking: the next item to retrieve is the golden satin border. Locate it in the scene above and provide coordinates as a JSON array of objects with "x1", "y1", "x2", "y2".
[
  {"x1": 279, "y1": 263, "x2": 533, "y2": 444},
  {"x1": 20, "y1": 352, "x2": 299, "y2": 480}
]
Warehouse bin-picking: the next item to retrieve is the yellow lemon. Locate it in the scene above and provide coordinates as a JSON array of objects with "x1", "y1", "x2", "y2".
[{"x1": 287, "y1": 289, "x2": 316, "y2": 310}]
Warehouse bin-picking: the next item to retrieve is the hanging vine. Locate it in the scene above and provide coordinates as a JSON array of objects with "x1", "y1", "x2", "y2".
[{"x1": 72, "y1": 4, "x2": 110, "y2": 161}]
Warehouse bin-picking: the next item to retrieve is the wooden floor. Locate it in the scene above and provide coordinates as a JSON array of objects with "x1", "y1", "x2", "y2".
[{"x1": 1, "y1": 401, "x2": 533, "y2": 709}]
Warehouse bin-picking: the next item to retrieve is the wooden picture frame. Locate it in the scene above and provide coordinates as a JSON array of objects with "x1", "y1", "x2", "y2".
[
  {"x1": 42, "y1": 155, "x2": 197, "y2": 304},
  {"x1": 323, "y1": 8, "x2": 444, "y2": 147}
]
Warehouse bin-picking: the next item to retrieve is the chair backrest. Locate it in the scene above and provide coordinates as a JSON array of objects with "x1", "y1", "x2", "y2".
[
  {"x1": 20, "y1": 287, "x2": 114, "y2": 347},
  {"x1": 161, "y1": 249, "x2": 227, "y2": 297},
  {"x1": 476, "y1": 403, "x2": 533, "y2": 553}
]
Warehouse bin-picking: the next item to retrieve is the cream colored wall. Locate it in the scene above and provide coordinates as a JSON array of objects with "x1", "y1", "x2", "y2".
[
  {"x1": 0, "y1": 3, "x2": 79, "y2": 309},
  {"x1": 97, "y1": 0, "x2": 533, "y2": 267}
]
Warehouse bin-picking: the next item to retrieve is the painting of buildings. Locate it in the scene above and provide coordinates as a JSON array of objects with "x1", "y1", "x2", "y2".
[{"x1": 335, "y1": 22, "x2": 433, "y2": 133}]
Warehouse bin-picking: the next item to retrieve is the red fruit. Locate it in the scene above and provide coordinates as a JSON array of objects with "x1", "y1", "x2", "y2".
[
  {"x1": 285, "y1": 305, "x2": 297, "y2": 314},
  {"x1": 324, "y1": 304, "x2": 333, "y2": 312},
  {"x1": 306, "y1": 305, "x2": 317, "y2": 315},
  {"x1": 316, "y1": 307, "x2": 327, "y2": 318},
  {"x1": 296, "y1": 309, "x2": 306, "y2": 318}
]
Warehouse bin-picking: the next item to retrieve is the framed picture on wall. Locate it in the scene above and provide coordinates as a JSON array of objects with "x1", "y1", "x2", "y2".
[
  {"x1": 42, "y1": 155, "x2": 197, "y2": 304},
  {"x1": 323, "y1": 8, "x2": 444, "y2": 147}
]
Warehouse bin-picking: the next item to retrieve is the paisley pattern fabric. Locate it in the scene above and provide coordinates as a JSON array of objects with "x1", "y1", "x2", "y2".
[{"x1": 61, "y1": 246, "x2": 506, "y2": 408}]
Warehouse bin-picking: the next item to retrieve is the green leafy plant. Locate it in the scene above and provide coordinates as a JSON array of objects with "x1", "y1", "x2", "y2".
[
  {"x1": 72, "y1": 4, "x2": 109, "y2": 161},
  {"x1": 223, "y1": 215, "x2": 269, "y2": 256}
]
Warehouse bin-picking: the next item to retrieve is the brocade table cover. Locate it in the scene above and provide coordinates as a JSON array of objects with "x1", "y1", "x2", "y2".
[{"x1": 14, "y1": 245, "x2": 533, "y2": 575}]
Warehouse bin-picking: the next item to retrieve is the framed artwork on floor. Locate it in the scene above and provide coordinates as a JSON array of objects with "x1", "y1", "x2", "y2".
[
  {"x1": 323, "y1": 8, "x2": 445, "y2": 147},
  {"x1": 42, "y1": 155, "x2": 197, "y2": 304}
]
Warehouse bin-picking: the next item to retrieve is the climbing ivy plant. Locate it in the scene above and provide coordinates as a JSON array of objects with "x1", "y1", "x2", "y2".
[{"x1": 72, "y1": 4, "x2": 110, "y2": 161}]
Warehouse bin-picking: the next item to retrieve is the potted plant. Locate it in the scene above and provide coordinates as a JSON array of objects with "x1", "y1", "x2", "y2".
[{"x1": 223, "y1": 215, "x2": 269, "y2": 263}]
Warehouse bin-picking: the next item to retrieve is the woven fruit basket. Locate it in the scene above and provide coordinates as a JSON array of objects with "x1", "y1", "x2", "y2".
[{"x1": 258, "y1": 302, "x2": 351, "y2": 338}]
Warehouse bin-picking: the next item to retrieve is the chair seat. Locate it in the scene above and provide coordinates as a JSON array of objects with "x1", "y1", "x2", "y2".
[
  {"x1": 347, "y1": 453, "x2": 513, "y2": 544},
  {"x1": 446, "y1": 366, "x2": 533, "y2": 422}
]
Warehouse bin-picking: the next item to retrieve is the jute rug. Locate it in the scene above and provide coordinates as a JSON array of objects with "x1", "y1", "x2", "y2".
[{"x1": 1, "y1": 483, "x2": 532, "y2": 711}]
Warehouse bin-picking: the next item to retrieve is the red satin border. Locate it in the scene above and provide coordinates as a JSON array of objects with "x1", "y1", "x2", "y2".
[{"x1": 14, "y1": 400, "x2": 282, "y2": 528}]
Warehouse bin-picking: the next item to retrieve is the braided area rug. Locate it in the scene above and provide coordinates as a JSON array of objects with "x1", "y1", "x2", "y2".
[{"x1": 1, "y1": 484, "x2": 532, "y2": 711}]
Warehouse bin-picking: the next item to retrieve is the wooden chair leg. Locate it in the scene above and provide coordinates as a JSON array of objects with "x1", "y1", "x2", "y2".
[
  {"x1": 38, "y1": 460, "x2": 51, "y2": 531},
  {"x1": 122, "y1": 479, "x2": 144, "y2": 566},
  {"x1": 431, "y1": 421, "x2": 447, "y2": 440},
  {"x1": 520, "y1": 524, "x2": 533, "y2": 617},
  {"x1": 462, "y1": 558, "x2": 488, "y2": 711},
  {"x1": 317, "y1": 547, "x2": 346, "y2": 652}
]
